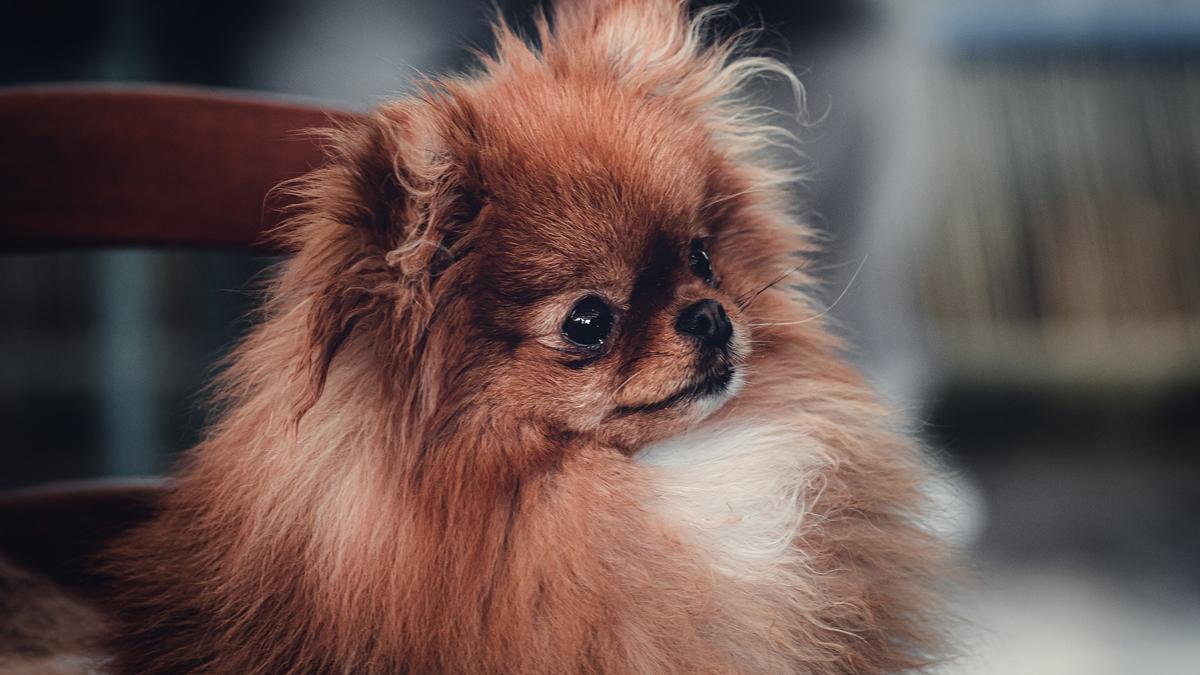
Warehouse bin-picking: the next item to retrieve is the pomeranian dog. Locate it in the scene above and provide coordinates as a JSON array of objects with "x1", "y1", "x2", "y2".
[{"x1": 98, "y1": 0, "x2": 945, "y2": 672}]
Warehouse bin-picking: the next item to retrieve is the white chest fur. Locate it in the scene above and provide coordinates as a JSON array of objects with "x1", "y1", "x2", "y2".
[{"x1": 636, "y1": 422, "x2": 829, "y2": 583}]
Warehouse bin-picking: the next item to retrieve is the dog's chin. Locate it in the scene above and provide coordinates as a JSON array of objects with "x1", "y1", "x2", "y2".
[{"x1": 682, "y1": 366, "x2": 744, "y2": 424}]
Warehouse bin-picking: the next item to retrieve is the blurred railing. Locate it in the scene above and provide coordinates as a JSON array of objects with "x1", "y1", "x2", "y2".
[{"x1": 923, "y1": 12, "x2": 1200, "y2": 389}]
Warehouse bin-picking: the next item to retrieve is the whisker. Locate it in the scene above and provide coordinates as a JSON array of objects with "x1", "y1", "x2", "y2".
[
  {"x1": 613, "y1": 369, "x2": 646, "y2": 397},
  {"x1": 737, "y1": 264, "x2": 804, "y2": 311},
  {"x1": 748, "y1": 254, "x2": 868, "y2": 328}
]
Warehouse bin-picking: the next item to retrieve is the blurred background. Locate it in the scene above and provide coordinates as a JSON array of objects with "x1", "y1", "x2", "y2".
[{"x1": 1, "y1": 1, "x2": 1197, "y2": 672}]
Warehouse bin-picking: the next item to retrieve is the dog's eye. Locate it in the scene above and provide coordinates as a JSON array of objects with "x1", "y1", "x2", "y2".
[
  {"x1": 689, "y1": 239, "x2": 716, "y2": 285},
  {"x1": 562, "y1": 296, "x2": 613, "y2": 347}
]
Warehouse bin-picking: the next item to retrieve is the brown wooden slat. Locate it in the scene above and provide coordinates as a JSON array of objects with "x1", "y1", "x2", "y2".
[
  {"x1": 0, "y1": 479, "x2": 166, "y2": 598},
  {"x1": 0, "y1": 85, "x2": 363, "y2": 252}
]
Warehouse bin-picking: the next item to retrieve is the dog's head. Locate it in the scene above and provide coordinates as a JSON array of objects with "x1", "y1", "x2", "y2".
[{"x1": 282, "y1": 0, "x2": 807, "y2": 460}]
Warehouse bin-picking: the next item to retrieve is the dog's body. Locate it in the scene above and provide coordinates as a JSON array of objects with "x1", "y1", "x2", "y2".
[{"x1": 93, "y1": 1, "x2": 945, "y2": 672}]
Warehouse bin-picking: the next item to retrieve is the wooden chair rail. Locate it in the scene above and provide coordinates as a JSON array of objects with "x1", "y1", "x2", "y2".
[
  {"x1": 0, "y1": 479, "x2": 167, "y2": 598},
  {"x1": 0, "y1": 85, "x2": 363, "y2": 252}
]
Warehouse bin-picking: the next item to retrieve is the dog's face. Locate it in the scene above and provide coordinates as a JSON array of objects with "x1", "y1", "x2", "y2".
[
  {"x1": 432, "y1": 80, "x2": 768, "y2": 451},
  {"x1": 295, "y1": 9, "x2": 800, "y2": 461}
]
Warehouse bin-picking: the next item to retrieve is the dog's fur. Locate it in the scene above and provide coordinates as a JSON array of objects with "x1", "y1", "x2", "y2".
[{"x1": 103, "y1": 1, "x2": 944, "y2": 672}]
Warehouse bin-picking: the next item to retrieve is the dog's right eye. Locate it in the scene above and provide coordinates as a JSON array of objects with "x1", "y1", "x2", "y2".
[
  {"x1": 562, "y1": 296, "x2": 613, "y2": 347},
  {"x1": 689, "y1": 239, "x2": 716, "y2": 286}
]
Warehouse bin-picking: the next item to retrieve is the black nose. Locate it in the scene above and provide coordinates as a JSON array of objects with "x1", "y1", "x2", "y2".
[{"x1": 675, "y1": 299, "x2": 732, "y2": 348}]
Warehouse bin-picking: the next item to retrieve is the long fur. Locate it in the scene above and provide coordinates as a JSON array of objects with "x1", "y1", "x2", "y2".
[{"x1": 103, "y1": 1, "x2": 946, "y2": 672}]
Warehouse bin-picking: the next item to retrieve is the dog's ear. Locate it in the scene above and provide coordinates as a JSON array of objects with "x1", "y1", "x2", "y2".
[
  {"x1": 282, "y1": 100, "x2": 485, "y2": 420},
  {"x1": 284, "y1": 103, "x2": 484, "y2": 276},
  {"x1": 370, "y1": 104, "x2": 485, "y2": 281}
]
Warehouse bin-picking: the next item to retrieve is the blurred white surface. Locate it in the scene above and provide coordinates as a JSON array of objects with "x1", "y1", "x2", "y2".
[{"x1": 952, "y1": 564, "x2": 1200, "y2": 675}]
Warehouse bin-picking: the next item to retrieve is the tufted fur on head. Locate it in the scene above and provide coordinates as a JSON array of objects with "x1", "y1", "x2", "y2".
[{"x1": 103, "y1": 1, "x2": 947, "y2": 672}]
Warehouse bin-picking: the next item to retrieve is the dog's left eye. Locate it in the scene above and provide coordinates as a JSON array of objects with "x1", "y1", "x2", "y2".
[
  {"x1": 688, "y1": 239, "x2": 716, "y2": 285},
  {"x1": 562, "y1": 296, "x2": 613, "y2": 347}
]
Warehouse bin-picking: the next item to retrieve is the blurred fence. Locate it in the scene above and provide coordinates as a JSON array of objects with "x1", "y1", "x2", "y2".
[{"x1": 923, "y1": 14, "x2": 1200, "y2": 389}]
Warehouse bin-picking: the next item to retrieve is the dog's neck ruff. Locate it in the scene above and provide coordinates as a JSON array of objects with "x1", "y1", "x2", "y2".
[{"x1": 638, "y1": 421, "x2": 823, "y2": 581}]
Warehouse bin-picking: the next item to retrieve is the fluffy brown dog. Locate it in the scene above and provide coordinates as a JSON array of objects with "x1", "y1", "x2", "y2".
[{"x1": 104, "y1": 1, "x2": 944, "y2": 672}]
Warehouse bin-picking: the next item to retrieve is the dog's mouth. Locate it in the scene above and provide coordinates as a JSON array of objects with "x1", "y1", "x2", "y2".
[{"x1": 611, "y1": 365, "x2": 738, "y2": 417}]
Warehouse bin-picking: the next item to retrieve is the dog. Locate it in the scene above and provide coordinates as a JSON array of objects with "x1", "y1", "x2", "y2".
[{"x1": 96, "y1": 1, "x2": 946, "y2": 672}]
